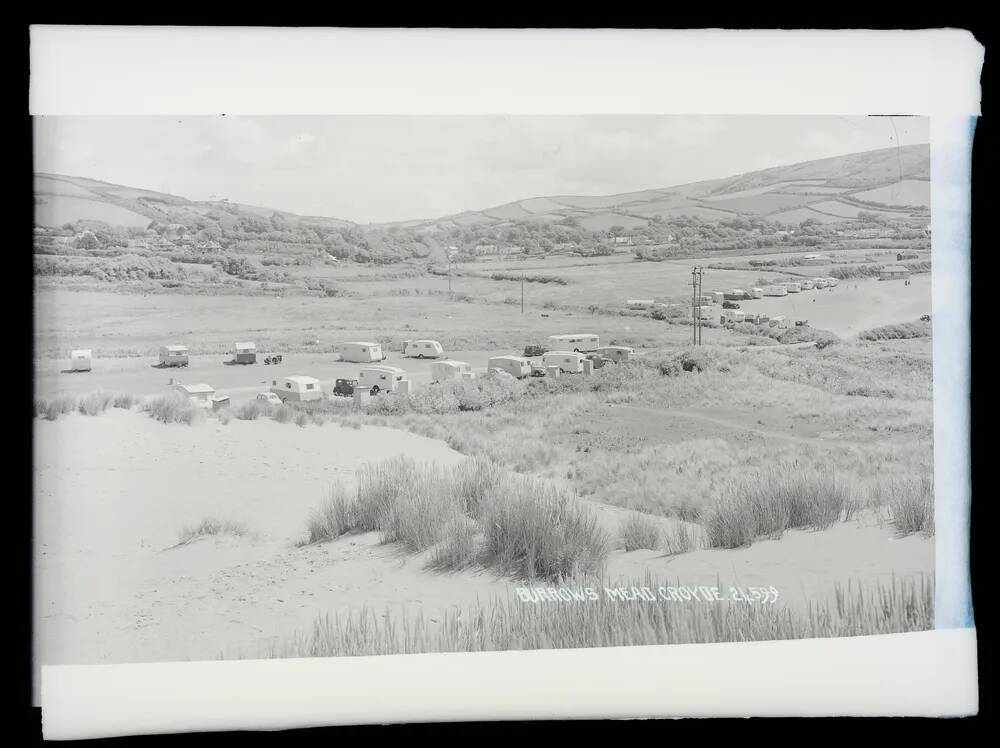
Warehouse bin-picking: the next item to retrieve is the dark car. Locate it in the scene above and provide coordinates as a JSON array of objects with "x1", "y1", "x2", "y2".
[
  {"x1": 584, "y1": 353, "x2": 612, "y2": 369},
  {"x1": 332, "y1": 378, "x2": 357, "y2": 397},
  {"x1": 722, "y1": 300, "x2": 741, "y2": 310}
]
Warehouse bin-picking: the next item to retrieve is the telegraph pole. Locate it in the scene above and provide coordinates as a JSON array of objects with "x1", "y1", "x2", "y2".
[
  {"x1": 521, "y1": 274, "x2": 525, "y2": 314},
  {"x1": 691, "y1": 266, "x2": 704, "y2": 345},
  {"x1": 697, "y1": 268, "x2": 704, "y2": 346}
]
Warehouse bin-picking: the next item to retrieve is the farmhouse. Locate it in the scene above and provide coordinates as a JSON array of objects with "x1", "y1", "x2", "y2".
[
  {"x1": 337, "y1": 342, "x2": 385, "y2": 363},
  {"x1": 879, "y1": 265, "x2": 910, "y2": 281},
  {"x1": 70, "y1": 349, "x2": 92, "y2": 372}
]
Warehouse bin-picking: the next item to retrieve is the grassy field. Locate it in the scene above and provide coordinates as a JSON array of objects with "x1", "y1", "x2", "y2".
[{"x1": 34, "y1": 246, "x2": 937, "y2": 666}]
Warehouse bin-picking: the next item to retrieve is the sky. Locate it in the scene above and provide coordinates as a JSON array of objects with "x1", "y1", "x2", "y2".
[{"x1": 33, "y1": 116, "x2": 930, "y2": 225}]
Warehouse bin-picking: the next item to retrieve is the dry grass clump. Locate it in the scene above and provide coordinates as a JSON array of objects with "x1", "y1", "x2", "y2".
[
  {"x1": 703, "y1": 467, "x2": 849, "y2": 549},
  {"x1": 301, "y1": 482, "x2": 358, "y2": 545},
  {"x1": 77, "y1": 391, "x2": 113, "y2": 415},
  {"x1": 620, "y1": 514, "x2": 662, "y2": 552},
  {"x1": 300, "y1": 456, "x2": 607, "y2": 581},
  {"x1": 662, "y1": 522, "x2": 701, "y2": 555},
  {"x1": 869, "y1": 477, "x2": 934, "y2": 536},
  {"x1": 141, "y1": 393, "x2": 204, "y2": 425},
  {"x1": 480, "y1": 478, "x2": 609, "y2": 580},
  {"x1": 235, "y1": 401, "x2": 269, "y2": 420},
  {"x1": 262, "y1": 574, "x2": 932, "y2": 659},
  {"x1": 858, "y1": 320, "x2": 931, "y2": 341},
  {"x1": 37, "y1": 395, "x2": 77, "y2": 420},
  {"x1": 177, "y1": 517, "x2": 248, "y2": 545},
  {"x1": 112, "y1": 392, "x2": 136, "y2": 409}
]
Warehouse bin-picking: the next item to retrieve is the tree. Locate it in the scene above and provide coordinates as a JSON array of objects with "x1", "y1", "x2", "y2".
[{"x1": 74, "y1": 231, "x2": 99, "y2": 251}]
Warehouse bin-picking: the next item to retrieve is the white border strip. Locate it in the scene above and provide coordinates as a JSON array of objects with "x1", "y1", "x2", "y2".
[
  {"x1": 42, "y1": 629, "x2": 978, "y2": 738},
  {"x1": 932, "y1": 116, "x2": 975, "y2": 629},
  {"x1": 28, "y1": 27, "x2": 983, "y2": 116}
]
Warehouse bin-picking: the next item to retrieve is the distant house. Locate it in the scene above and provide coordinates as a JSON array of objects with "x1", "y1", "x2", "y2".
[{"x1": 879, "y1": 265, "x2": 910, "y2": 281}]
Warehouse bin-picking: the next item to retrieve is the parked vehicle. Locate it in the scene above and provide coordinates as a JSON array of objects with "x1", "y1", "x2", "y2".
[
  {"x1": 529, "y1": 364, "x2": 547, "y2": 377},
  {"x1": 70, "y1": 349, "x2": 92, "y2": 372},
  {"x1": 487, "y1": 355, "x2": 532, "y2": 379},
  {"x1": 722, "y1": 300, "x2": 741, "y2": 310},
  {"x1": 800, "y1": 280, "x2": 815, "y2": 291},
  {"x1": 542, "y1": 351, "x2": 586, "y2": 374},
  {"x1": 159, "y1": 345, "x2": 189, "y2": 368},
  {"x1": 332, "y1": 378, "x2": 357, "y2": 397},
  {"x1": 233, "y1": 342, "x2": 257, "y2": 365},
  {"x1": 584, "y1": 353, "x2": 612, "y2": 369},
  {"x1": 402, "y1": 339, "x2": 444, "y2": 359},
  {"x1": 270, "y1": 375, "x2": 323, "y2": 402},
  {"x1": 593, "y1": 345, "x2": 633, "y2": 363},
  {"x1": 264, "y1": 354, "x2": 283, "y2": 365},
  {"x1": 920, "y1": 314, "x2": 931, "y2": 322},
  {"x1": 337, "y1": 342, "x2": 386, "y2": 363},
  {"x1": 547, "y1": 334, "x2": 599, "y2": 353},
  {"x1": 795, "y1": 320, "x2": 809, "y2": 327},
  {"x1": 358, "y1": 365, "x2": 407, "y2": 395},
  {"x1": 431, "y1": 360, "x2": 472, "y2": 382},
  {"x1": 256, "y1": 392, "x2": 283, "y2": 406}
]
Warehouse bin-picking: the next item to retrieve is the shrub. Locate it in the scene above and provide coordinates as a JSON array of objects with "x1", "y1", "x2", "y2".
[
  {"x1": 112, "y1": 392, "x2": 136, "y2": 409},
  {"x1": 662, "y1": 523, "x2": 698, "y2": 555},
  {"x1": 272, "y1": 404, "x2": 296, "y2": 423},
  {"x1": 428, "y1": 517, "x2": 482, "y2": 571},
  {"x1": 858, "y1": 321, "x2": 931, "y2": 341},
  {"x1": 177, "y1": 518, "x2": 247, "y2": 545},
  {"x1": 870, "y1": 478, "x2": 934, "y2": 536},
  {"x1": 41, "y1": 395, "x2": 77, "y2": 420},
  {"x1": 77, "y1": 391, "x2": 113, "y2": 416},
  {"x1": 480, "y1": 477, "x2": 609, "y2": 580},
  {"x1": 141, "y1": 393, "x2": 204, "y2": 425},
  {"x1": 620, "y1": 513, "x2": 662, "y2": 551},
  {"x1": 302, "y1": 483, "x2": 358, "y2": 545},
  {"x1": 703, "y1": 468, "x2": 849, "y2": 549},
  {"x1": 523, "y1": 344, "x2": 546, "y2": 357},
  {"x1": 235, "y1": 401, "x2": 267, "y2": 420}
]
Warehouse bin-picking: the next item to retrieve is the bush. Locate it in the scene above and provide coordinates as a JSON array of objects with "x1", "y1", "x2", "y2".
[
  {"x1": 77, "y1": 391, "x2": 113, "y2": 416},
  {"x1": 703, "y1": 468, "x2": 849, "y2": 549},
  {"x1": 302, "y1": 483, "x2": 358, "y2": 545},
  {"x1": 141, "y1": 393, "x2": 204, "y2": 425},
  {"x1": 428, "y1": 517, "x2": 482, "y2": 571},
  {"x1": 177, "y1": 517, "x2": 248, "y2": 545},
  {"x1": 523, "y1": 344, "x2": 546, "y2": 357},
  {"x1": 870, "y1": 478, "x2": 934, "y2": 536},
  {"x1": 39, "y1": 395, "x2": 77, "y2": 420},
  {"x1": 235, "y1": 401, "x2": 268, "y2": 420},
  {"x1": 858, "y1": 321, "x2": 931, "y2": 341},
  {"x1": 620, "y1": 514, "x2": 662, "y2": 552},
  {"x1": 112, "y1": 392, "x2": 136, "y2": 409},
  {"x1": 481, "y1": 477, "x2": 609, "y2": 580}
]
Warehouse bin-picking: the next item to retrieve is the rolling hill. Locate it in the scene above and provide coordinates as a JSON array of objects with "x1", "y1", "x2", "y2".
[
  {"x1": 34, "y1": 144, "x2": 930, "y2": 234},
  {"x1": 401, "y1": 144, "x2": 930, "y2": 232}
]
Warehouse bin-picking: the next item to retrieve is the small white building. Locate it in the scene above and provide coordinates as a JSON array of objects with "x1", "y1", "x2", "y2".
[
  {"x1": 749, "y1": 288, "x2": 764, "y2": 299},
  {"x1": 431, "y1": 360, "x2": 472, "y2": 382},
  {"x1": 270, "y1": 375, "x2": 323, "y2": 402},
  {"x1": 70, "y1": 349, "x2": 92, "y2": 372},
  {"x1": 879, "y1": 266, "x2": 910, "y2": 281},
  {"x1": 173, "y1": 382, "x2": 216, "y2": 409},
  {"x1": 764, "y1": 285, "x2": 788, "y2": 297},
  {"x1": 770, "y1": 315, "x2": 787, "y2": 329},
  {"x1": 487, "y1": 355, "x2": 532, "y2": 379},
  {"x1": 233, "y1": 341, "x2": 257, "y2": 364},
  {"x1": 358, "y1": 365, "x2": 408, "y2": 394},
  {"x1": 337, "y1": 342, "x2": 385, "y2": 363}
]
